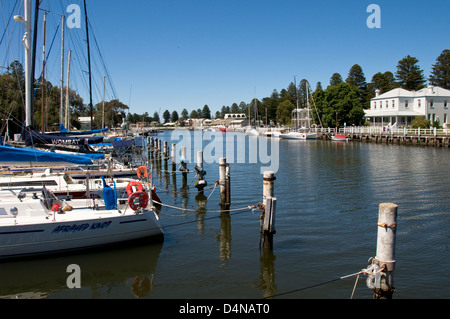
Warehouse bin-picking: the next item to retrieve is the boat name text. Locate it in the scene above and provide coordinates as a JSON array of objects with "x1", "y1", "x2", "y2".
[{"x1": 51, "y1": 221, "x2": 112, "y2": 234}]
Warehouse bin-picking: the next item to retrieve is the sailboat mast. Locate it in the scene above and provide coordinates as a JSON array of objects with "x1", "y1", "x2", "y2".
[
  {"x1": 306, "y1": 81, "x2": 310, "y2": 129},
  {"x1": 41, "y1": 11, "x2": 47, "y2": 132},
  {"x1": 294, "y1": 76, "x2": 299, "y2": 128},
  {"x1": 60, "y1": 15, "x2": 65, "y2": 126},
  {"x1": 65, "y1": 50, "x2": 72, "y2": 129},
  {"x1": 24, "y1": 0, "x2": 32, "y2": 127},
  {"x1": 83, "y1": 0, "x2": 93, "y2": 129}
]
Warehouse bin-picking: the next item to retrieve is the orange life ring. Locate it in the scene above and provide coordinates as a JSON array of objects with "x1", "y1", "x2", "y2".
[
  {"x1": 126, "y1": 181, "x2": 144, "y2": 196},
  {"x1": 137, "y1": 166, "x2": 148, "y2": 179},
  {"x1": 128, "y1": 191, "x2": 149, "y2": 211}
]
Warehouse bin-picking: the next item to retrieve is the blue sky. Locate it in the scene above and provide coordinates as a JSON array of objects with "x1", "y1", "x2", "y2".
[{"x1": 1, "y1": 0, "x2": 449, "y2": 117}]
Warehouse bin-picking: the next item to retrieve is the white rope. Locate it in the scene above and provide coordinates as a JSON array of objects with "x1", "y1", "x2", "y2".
[{"x1": 153, "y1": 199, "x2": 255, "y2": 213}]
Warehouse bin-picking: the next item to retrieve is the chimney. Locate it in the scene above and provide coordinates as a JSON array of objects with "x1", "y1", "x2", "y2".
[
  {"x1": 428, "y1": 85, "x2": 435, "y2": 94},
  {"x1": 375, "y1": 89, "x2": 380, "y2": 97}
]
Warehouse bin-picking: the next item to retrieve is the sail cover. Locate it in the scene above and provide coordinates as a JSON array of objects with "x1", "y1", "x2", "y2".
[
  {"x1": 0, "y1": 145, "x2": 93, "y2": 166},
  {"x1": 55, "y1": 124, "x2": 109, "y2": 135}
]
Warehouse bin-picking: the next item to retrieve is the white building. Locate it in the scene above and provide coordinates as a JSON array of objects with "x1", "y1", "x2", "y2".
[{"x1": 365, "y1": 85, "x2": 450, "y2": 127}]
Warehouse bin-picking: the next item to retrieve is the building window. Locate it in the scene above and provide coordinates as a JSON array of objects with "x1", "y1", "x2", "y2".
[
  {"x1": 405, "y1": 100, "x2": 409, "y2": 108},
  {"x1": 445, "y1": 100, "x2": 448, "y2": 109},
  {"x1": 418, "y1": 99, "x2": 421, "y2": 108},
  {"x1": 373, "y1": 102, "x2": 377, "y2": 109},
  {"x1": 430, "y1": 99, "x2": 434, "y2": 109},
  {"x1": 392, "y1": 100, "x2": 395, "y2": 108},
  {"x1": 444, "y1": 114, "x2": 448, "y2": 123}
]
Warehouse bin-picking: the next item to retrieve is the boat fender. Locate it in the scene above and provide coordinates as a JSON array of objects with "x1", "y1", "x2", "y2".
[
  {"x1": 137, "y1": 166, "x2": 149, "y2": 179},
  {"x1": 126, "y1": 181, "x2": 144, "y2": 196},
  {"x1": 128, "y1": 191, "x2": 149, "y2": 211},
  {"x1": 51, "y1": 203, "x2": 60, "y2": 212}
]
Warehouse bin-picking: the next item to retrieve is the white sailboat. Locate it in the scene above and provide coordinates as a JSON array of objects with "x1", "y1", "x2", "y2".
[
  {"x1": 0, "y1": 0, "x2": 163, "y2": 260},
  {"x1": 280, "y1": 80, "x2": 317, "y2": 140}
]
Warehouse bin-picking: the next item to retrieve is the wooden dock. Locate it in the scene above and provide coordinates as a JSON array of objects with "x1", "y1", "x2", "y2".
[{"x1": 318, "y1": 130, "x2": 450, "y2": 148}]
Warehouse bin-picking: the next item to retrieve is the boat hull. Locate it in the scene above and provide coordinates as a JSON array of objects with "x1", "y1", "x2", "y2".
[
  {"x1": 279, "y1": 132, "x2": 317, "y2": 140},
  {"x1": 331, "y1": 134, "x2": 349, "y2": 142},
  {"x1": 0, "y1": 209, "x2": 163, "y2": 259}
]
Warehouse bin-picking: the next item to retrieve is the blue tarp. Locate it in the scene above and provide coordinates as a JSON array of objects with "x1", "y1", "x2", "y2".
[
  {"x1": 0, "y1": 145, "x2": 93, "y2": 165},
  {"x1": 58, "y1": 124, "x2": 108, "y2": 135}
]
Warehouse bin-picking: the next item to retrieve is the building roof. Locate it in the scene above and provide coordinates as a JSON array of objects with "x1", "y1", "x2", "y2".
[{"x1": 372, "y1": 86, "x2": 450, "y2": 100}]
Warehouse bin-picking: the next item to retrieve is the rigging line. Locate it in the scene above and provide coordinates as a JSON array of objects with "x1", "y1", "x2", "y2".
[
  {"x1": 0, "y1": 0, "x2": 20, "y2": 48},
  {"x1": 262, "y1": 271, "x2": 364, "y2": 299},
  {"x1": 159, "y1": 206, "x2": 255, "y2": 229},
  {"x1": 88, "y1": 20, "x2": 118, "y2": 100}
]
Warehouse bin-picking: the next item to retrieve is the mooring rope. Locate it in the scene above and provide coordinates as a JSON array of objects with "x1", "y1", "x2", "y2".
[
  {"x1": 263, "y1": 268, "x2": 377, "y2": 299},
  {"x1": 153, "y1": 199, "x2": 257, "y2": 214}
]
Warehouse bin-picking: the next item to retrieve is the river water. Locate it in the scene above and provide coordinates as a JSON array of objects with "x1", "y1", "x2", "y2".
[{"x1": 1, "y1": 130, "x2": 449, "y2": 299}]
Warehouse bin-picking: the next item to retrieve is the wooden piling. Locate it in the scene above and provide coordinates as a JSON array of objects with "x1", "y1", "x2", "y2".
[
  {"x1": 373, "y1": 202, "x2": 398, "y2": 299},
  {"x1": 180, "y1": 146, "x2": 188, "y2": 185},
  {"x1": 219, "y1": 158, "x2": 230, "y2": 210},
  {"x1": 262, "y1": 171, "x2": 276, "y2": 250},
  {"x1": 163, "y1": 141, "x2": 168, "y2": 161},
  {"x1": 171, "y1": 143, "x2": 177, "y2": 173},
  {"x1": 195, "y1": 151, "x2": 207, "y2": 193}
]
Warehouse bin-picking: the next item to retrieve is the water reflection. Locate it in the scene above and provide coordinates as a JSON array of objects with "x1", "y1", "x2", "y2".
[{"x1": 0, "y1": 241, "x2": 163, "y2": 299}]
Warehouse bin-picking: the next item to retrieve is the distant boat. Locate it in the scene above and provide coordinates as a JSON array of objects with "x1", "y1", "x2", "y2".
[
  {"x1": 331, "y1": 134, "x2": 349, "y2": 142},
  {"x1": 245, "y1": 127, "x2": 259, "y2": 136},
  {"x1": 279, "y1": 131, "x2": 317, "y2": 140},
  {"x1": 279, "y1": 80, "x2": 318, "y2": 141}
]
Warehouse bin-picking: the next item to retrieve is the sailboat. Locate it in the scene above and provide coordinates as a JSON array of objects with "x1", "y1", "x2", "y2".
[
  {"x1": 280, "y1": 80, "x2": 317, "y2": 140},
  {"x1": 0, "y1": 0, "x2": 163, "y2": 260}
]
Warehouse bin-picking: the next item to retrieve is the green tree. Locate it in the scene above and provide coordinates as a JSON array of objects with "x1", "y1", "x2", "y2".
[
  {"x1": 276, "y1": 100, "x2": 295, "y2": 126},
  {"x1": 370, "y1": 71, "x2": 397, "y2": 94},
  {"x1": 346, "y1": 64, "x2": 369, "y2": 109},
  {"x1": 181, "y1": 108, "x2": 189, "y2": 119},
  {"x1": 202, "y1": 104, "x2": 211, "y2": 119},
  {"x1": 320, "y1": 83, "x2": 365, "y2": 127},
  {"x1": 162, "y1": 110, "x2": 171, "y2": 123},
  {"x1": 0, "y1": 62, "x2": 25, "y2": 135},
  {"x1": 330, "y1": 73, "x2": 343, "y2": 86},
  {"x1": 238, "y1": 101, "x2": 248, "y2": 113},
  {"x1": 429, "y1": 49, "x2": 450, "y2": 89},
  {"x1": 395, "y1": 55, "x2": 426, "y2": 90},
  {"x1": 411, "y1": 116, "x2": 430, "y2": 129},
  {"x1": 190, "y1": 109, "x2": 199, "y2": 119},
  {"x1": 153, "y1": 112, "x2": 160, "y2": 123},
  {"x1": 94, "y1": 99, "x2": 128, "y2": 128},
  {"x1": 171, "y1": 110, "x2": 179, "y2": 122}
]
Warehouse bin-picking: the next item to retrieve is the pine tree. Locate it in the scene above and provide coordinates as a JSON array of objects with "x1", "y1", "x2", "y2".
[
  {"x1": 429, "y1": 49, "x2": 450, "y2": 89},
  {"x1": 395, "y1": 55, "x2": 426, "y2": 90},
  {"x1": 330, "y1": 73, "x2": 343, "y2": 86}
]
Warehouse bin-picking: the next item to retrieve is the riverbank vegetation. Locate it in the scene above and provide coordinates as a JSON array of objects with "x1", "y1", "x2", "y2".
[{"x1": 1, "y1": 50, "x2": 449, "y2": 135}]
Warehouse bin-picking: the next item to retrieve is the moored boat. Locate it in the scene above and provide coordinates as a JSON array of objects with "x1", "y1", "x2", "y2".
[
  {"x1": 331, "y1": 134, "x2": 349, "y2": 142},
  {"x1": 279, "y1": 131, "x2": 317, "y2": 140}
]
